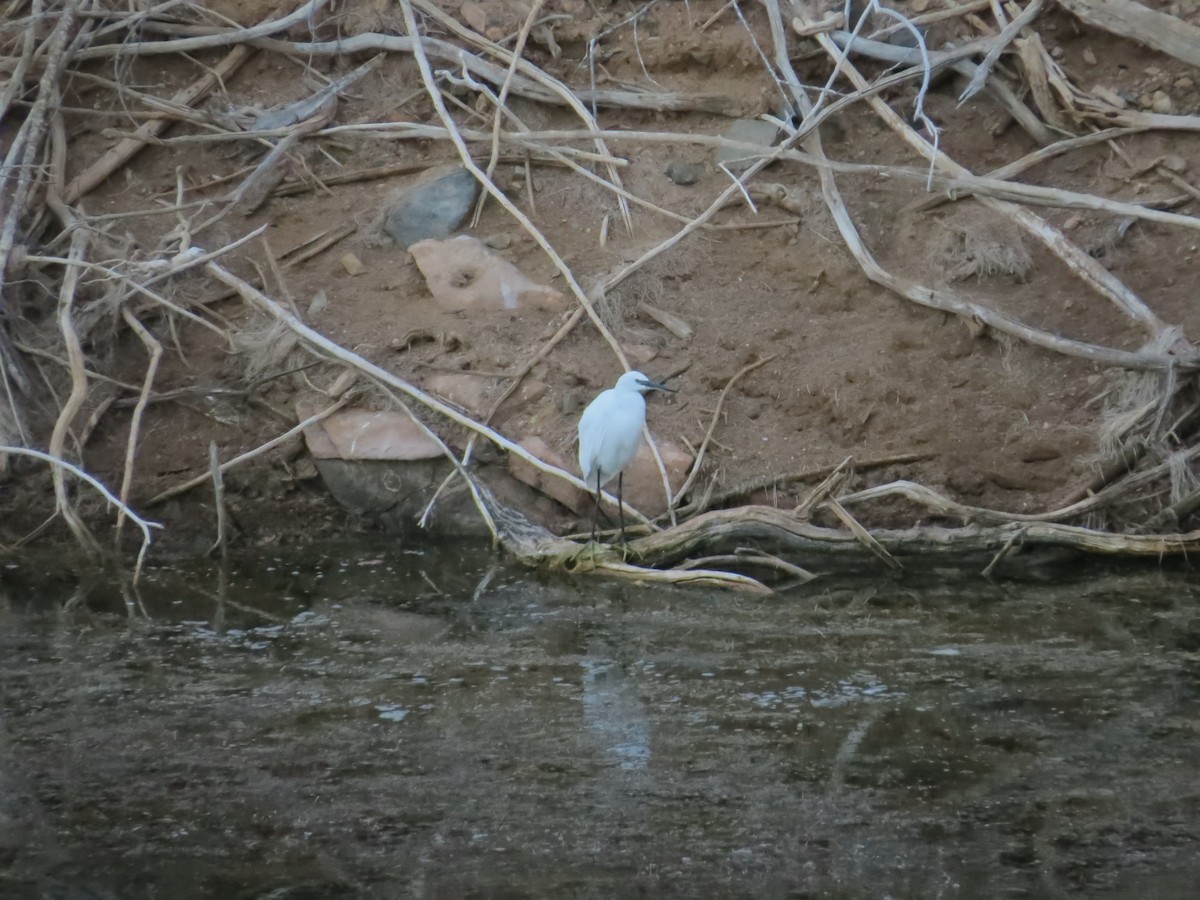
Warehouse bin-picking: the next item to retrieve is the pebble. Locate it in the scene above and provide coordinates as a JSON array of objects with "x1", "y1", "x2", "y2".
[
  {"x1": 340, "y1": 252, "x2": 365, "y2": 276},
  {"x1": 380, "y1": 165, "x2": 479, "y2": 249},
  {"x1": 1161, "y1": 155, "x2": 1188, "y2": 174},
  {"x1": 664, "y1": 161, "x2": 704, "y2": 185},
  {"x1": 716, "y1": 119, "x2": 780, "y2": 172},
  {"x1": 483, "y1": 233, "x2": 513, "y2": 250},
  {"x1": 1091, "y1": 85, "x2": 1125, "y2": 108},
  {"x1": 1151, "y1": 90, "x2": 1173, "y2": 113},
  {"x1": 308, "y1": 289, "x2": 328, "y2": 316},
  {"x1": 1176, "y1": 76, "x2": 1195, "y2": 92},
  {"x1": 1082, "y1": 47, "x2": 1097, "y2": 65}
]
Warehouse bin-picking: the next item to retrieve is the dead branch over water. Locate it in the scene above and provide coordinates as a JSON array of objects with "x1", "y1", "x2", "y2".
[{"x1": 3, "y1": 0, "x2": 1200, "y2": 591}]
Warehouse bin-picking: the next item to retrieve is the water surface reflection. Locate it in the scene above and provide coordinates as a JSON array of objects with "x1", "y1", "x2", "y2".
[{"x1": 2, "y1": 544, "x2": 1199, "y2": 897}]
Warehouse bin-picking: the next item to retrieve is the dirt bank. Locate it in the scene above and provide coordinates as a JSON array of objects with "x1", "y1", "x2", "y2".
[{"x1": 2, "y1": 1, "x2": 1200, "y2": 563}]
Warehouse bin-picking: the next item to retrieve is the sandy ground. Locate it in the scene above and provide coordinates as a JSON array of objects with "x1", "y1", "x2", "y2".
[{"x1": 4, "y1": 0, "x2": 1200, "y2": 548}]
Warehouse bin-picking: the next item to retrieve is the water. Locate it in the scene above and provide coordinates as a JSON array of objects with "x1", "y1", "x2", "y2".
[{"x1": 2, "y1": 544, "x2": 1199, "y2": 898}]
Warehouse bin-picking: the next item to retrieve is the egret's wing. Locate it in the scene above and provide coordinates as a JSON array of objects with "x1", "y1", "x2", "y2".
[
  {"x1": 578, "y1": 391, "x2": 612, "y2": 485},
  {"x1": 578, "y1": 389, "x2": 644, "y2": 488}
]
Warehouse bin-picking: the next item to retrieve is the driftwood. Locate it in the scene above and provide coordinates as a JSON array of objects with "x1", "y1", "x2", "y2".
[{"x1": 1058, "y1": 0, "x2": 1200, "y2": 68}]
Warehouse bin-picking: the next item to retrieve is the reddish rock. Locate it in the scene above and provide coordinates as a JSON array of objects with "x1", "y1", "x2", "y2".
[
  {"x1": 409, "y1": 236, "x2": 566, "y2": 313},
  {"x1": 509, "y1": 436, "x2": 590, "y2": 515},
  {"x1": 300, "y1": 407, "x2": 442, "y2": 461},
  {"x1": 624, "y1": 343, "x2": 659, "y2": 366},
  {"x1": 620, "y1": 437, "x2": 693, "y2": 516},
  {"x1": 425, "y1": 372, "x2": 492, "y2": 416}
]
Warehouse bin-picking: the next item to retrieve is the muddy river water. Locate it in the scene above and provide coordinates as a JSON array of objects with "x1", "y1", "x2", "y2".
[{"x1": 2, "y1": 543, "x2": 1199, "y2": 898}]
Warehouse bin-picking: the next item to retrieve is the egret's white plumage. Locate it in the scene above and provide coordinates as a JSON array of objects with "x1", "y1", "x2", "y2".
[{"x1": 578, "y1": 370, "x2": 673, "y2": 542}]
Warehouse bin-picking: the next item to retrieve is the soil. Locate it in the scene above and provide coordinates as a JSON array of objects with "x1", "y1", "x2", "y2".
[{"x1": 5, "y1": 0, "x2": 1200, "y2": 550}]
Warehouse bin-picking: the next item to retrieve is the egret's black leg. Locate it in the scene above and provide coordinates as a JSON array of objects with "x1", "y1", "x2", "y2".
[
  {"x1": 591, "y1": 470, "x2": 602, "y2": 543},
  {"x1": 618, "y1": 471, "x2": 626, "y2": 544}
]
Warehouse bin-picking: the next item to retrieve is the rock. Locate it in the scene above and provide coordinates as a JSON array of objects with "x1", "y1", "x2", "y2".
[
  {"x1": 558, "y1": 390, "x2": 583, "y2": 416},
  {"x1": 381, "y1": 165, "x2": 479, "y2": 249},
  {"x1": 314, "y1": 457, "x2": 492, "y2": 536},
  {"x1": 1082, "y1": 47, "x2": 1097, "y2": 65},
  {"x1": 460, "y1": 0, "x2": 488, "y2": 32},
  {"x1": 308, "y1": 289, "x2": 328, "y2": 316},
  {"x1": 299, "y1": 405, "x2": 512, "y2": 536},
  {"x1": 483, "y1": 233, "x2": 513, "y2": 250},
  {"x1": 1091, "y1": 85, "x2": 1126, "y2": 108},
  {"x1": 1176, "y1": 76, "x2": 1195, "y2": 92},
  {"x1": 506, "y1": 379, "x2": 548, "y2": 412},
  {"x1": 640, "y1": 303, "x2": 694, "y2": 340},
  {"x1": 1021, "y1": 444, "x2": 1062, "y2": 463},
  {"x1": 300, "y1": 406, "x2": 443, "y2": 461},
  {"x1": 624, "y1": 343, "x2": 659, "y2": 366},
  {"x1": 328, "y1": 369, "x2": 358, "y2": 397},
  {"x1": 340, "y1": 252, "x2": 365, "y2": 276},
  {"x1": 665, "y1": 161, "x2": 703, "y2": 185},
  {"x1": 1161, "y1": 155, "x2": 1188, "y2": 174},
  {"x1": 620, "y1": 438, "x2": 693, "y2": 517},
  {"x1": 409, "y1": 235, "x2": 567, "y2": 313},
  {"x1": 717, "y1": 119, "x2": 780, "y2": 172},
  {"x1": 425, "y1": 372, "x2": 491, "y2": 415},
  {"x1": 1151, "y1": 90, "x2": 1173, "y2": 113},
  {"x1": 509, "y1": 436, "x2": 590, "y2": 514}
]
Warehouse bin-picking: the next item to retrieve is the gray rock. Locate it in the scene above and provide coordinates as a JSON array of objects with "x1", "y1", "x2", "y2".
[
  {"x1": 315, "y1": 458, "x2": 492, "y2": 536},
  {"x1": 716, "y1": 119, "x2": 780, "y2": 172},
  {"x1": 665, "y1": 161, "x2": 704, "y2": 185},
  {"x1": 381, "y1": 165, "x2": 479, "y2": 249}
]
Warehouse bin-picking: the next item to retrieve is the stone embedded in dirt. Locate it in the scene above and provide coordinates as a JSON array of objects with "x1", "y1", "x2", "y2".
[
  {"x1": 623, "y1": 343, "x2": 659, "y2": 366},
  {"x1": 1161, "y1": 155, "x2": 1188, "y2": 174},
  {"x1": 502, "y1": 379, "x2": 548, "y2": 414},
  {"x1": 409, "y1": 235, "x2": 567, "y2": 313},
  {"x1": 308, "y1": 289, "x2": 328, "y2": 316},
  {"x1": 1151, "y1": 91, "x2": 1173, "y2": 113},
  {"x1": 717, "y1": 119, "x2": 780, "y2": 172},
  {"x1": 424, "y1": 372, "x2": 491, "y2": 416},
  {"x1": 483, "y1": 233, "x2": 513, "y2": 250},
  {"x1": 340, "y1": 252, "x2": 365, "y2": 276},
  {"x1": 640, "y1": 303, "x2": 694, "y2": 340},
  {"x1": 665, "y1": 161, "x2": 703, "y2": 185},
  {"x1": 1091, "y1": 85, "x2": 1126, "y2": 108},
  {"x1": 1021, "y1": 444, "x2": 1062, "y2": 463},
  {"x1": 381, "y1": 165, "x2": 479, "y2": 249},
  {"x1": 299, "y1": 406, "x2": 443, "y2": 461},
  {"x1": 1082, "y1": 47, "x2": 1097, "y2": 65},
  {"x1": 460, "y1": 0, "x2": 488, "y2": 32},
  {"x1": 509, "y1": 436, "x2": 589, "y2": 515},
  {"x1": 558, "y1": 390, "x2": 583, "y2": 416},
  {"x1": 620, "y1": 438, "x2": 693, "y2": 517}
]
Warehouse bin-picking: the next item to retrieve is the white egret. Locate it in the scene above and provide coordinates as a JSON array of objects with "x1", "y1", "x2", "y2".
[{"x1": 578, "y1": 370, "x2": 675, "y2": 543}]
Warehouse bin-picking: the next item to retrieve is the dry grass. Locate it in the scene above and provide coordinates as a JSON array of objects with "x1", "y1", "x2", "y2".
[{"x1": 935, "y1": 214, "x2": 1033, "y2": 283}]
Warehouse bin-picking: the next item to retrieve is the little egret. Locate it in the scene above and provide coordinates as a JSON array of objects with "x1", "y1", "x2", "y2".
[{"x1": 578, "y1": 370, "x2": 675, "y2": 544}]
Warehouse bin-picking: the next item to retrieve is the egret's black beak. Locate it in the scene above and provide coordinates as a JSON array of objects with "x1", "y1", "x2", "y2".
[{"x1": 638, "y1": 378, "x2": 676, "y2": 393}]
